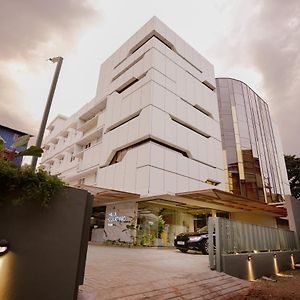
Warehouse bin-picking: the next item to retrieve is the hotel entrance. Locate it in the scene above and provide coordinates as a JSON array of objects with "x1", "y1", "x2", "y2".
[
  {"x1": 85, "y1": 186, "x2": 284, "y2": 246},
  {"x1": 136, "y1": 200, "x2": 228, "y2": 247}
]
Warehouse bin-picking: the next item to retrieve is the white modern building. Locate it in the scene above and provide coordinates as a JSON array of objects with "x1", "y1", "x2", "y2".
[
  {"x1": 42, "y1": 17, "x2": 224, "y2": 196},
  {"x1": 41, "y1": 17, "x2": 288, "y2": 245}
]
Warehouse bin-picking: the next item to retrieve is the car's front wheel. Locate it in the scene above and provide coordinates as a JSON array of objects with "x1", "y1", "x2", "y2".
[
  {"x1": 178, "y1": 248, "x2": 188, "y2": 253},
  {"x1": 200, "y1": 239, "x2": 209, "y2": 255}
]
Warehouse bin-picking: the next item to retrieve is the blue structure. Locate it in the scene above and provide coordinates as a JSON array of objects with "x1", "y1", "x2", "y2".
[{"x1": 0, "y1": 125, "x2": 30, "y2": 165}]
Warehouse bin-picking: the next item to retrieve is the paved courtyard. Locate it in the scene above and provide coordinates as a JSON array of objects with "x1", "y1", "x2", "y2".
[{"x1": 78, "y1": 244, "x2": 250, "y2": 300}]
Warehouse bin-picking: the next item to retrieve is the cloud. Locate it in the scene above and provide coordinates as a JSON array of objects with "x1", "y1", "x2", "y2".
[
  {"x1": 0, "y1": 0, "x2": 99, "y2": 62},
  {"x1": 237, "y1": 0, "x2": 300, "y2": 155},
  {"x1": 0, "y1": 68, "x2": 38, "y2": 134},
  {"x1": 0, "y1": 0, "x2": 100, "y2": 133},
  {"x1": 211, "y1": 0, "x2": 300, "y2": 156}
]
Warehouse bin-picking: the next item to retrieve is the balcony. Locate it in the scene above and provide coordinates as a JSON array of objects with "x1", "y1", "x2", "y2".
[
  {"x1": 76, "y1": 127, "x2": 103, "y2": 147},
  {"x1": 77, "y1": 115, "x2": 98, "y2": 134}
]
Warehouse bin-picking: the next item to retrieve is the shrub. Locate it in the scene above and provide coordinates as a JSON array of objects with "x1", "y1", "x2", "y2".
[{"x1": 0, "y1": 160, "x2": 64, "y2": 207}]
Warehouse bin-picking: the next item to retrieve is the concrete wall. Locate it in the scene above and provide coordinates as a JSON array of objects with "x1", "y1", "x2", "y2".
[
  {"x1": 91, "y1": 228, "x2": 105, "y2": 243},
  {"x1": 0, "y1": 187, "x2": 92, "y2": 300},
  {"x1": 230, "y1": 212, "x2": 277, "y2": 227},
  {"x1": 286, "y1": 195, "x2": 300, "y2": 248},
  {"x1": 222, "y1": 251, "x2": 300, "y2": 280},
  {"x1": 104, "y1": 202, "x2": 138, "y2": 243}
]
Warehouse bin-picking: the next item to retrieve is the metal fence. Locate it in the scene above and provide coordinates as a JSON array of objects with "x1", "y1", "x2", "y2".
[{"x1": 208, "y1": 217, "x2": 297, "y2": 271}]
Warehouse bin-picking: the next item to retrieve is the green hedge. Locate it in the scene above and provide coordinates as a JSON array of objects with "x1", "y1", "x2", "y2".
[{"x1": 0, "y1": 160, "x2": 64, "y2": 207}]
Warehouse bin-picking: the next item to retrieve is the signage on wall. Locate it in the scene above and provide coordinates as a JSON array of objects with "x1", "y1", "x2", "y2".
[{"x1": 107, "y1": 212, "x2": 128, "y2": 226}]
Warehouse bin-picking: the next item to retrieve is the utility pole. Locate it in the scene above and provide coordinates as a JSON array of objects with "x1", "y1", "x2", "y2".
[{"x1": 31, "y1": 57, "x2": 63, "y2": 169}]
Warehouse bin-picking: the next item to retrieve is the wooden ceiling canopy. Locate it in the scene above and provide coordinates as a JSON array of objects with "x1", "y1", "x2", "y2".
[
  {"x1": 176, "y1": 189, "x2": 287, "y2": 217},
  {"x1": 77, "y1": 184, "x2": 286, "y2": 216},
  {"x1": 76, "y1": 184, "x2": 140, "y2": 206}
]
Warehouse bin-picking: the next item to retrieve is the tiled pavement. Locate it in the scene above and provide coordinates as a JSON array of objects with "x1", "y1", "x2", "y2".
[{"x1": 78, "y1": 245, "x2": 250, "y2": 300}]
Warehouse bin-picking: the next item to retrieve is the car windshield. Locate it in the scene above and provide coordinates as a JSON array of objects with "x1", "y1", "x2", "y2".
[{"x1": 196, "y1": 226, "x2": 208, "y2": 233}]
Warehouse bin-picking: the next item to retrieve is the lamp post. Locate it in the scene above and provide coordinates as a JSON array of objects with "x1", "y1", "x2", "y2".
[{"x1": 31, "y1": 57, "x2": 63, "y2": 169}]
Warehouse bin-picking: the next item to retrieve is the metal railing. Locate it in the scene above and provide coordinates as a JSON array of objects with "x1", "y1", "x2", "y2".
[{"x1": 208, "y1": 217, "x2": 297, "y2": 271}]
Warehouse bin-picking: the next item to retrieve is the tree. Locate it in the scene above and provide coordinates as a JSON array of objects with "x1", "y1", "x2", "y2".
[{"x1": 284, "y1": 155, "x2": 300, "y2": 200}]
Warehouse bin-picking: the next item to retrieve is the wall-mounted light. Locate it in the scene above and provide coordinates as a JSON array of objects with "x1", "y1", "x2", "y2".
[
  {"x1": 247, "y1": 255, "x2": 252, "y2": 261},
  {"x1": 0, "y1": 239, "x2": 9, "y2": 255},
  {"x1": 273, "y1": 254, "x2": 277, "y2": 259}
]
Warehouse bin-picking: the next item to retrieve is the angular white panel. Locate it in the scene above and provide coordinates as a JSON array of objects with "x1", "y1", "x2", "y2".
[
  {"x1": 150, "y1": 143, "x2": 164, "y2": 168},
  {"x1": 136, "y1": 143, "x2": 151, "y2": 168},
  {"x1": 164, "y1": 148, "x2": 177, "y2": 173},
  {"x1": 176, "y1": 174, "x2": 188, "y2": 193},
  {"x1": 41, "y1": 17, "x2": 229, "y2": 199},
  {"x1": 188, "y1": 178, "x2": 201, "y2": 192},
  {"x1": 136, "y1": 166, "x2": 150, "y2": 196},
  {"x1": 164, "y1": 171, "x2": 177, "y2": 194},
  {"x1": 177, "y1": 155, "x2": 188, "y2": 176},
  {"x1": 149, "y1": 167, "x2": 164, "y2": 195}
]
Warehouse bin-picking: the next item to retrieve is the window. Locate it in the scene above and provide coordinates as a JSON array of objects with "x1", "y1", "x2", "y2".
[
  {"x1": 85, "y1": 142, "x2": 91, "y2": 149},
  {"x1": 79, "y1": 178, "x2": 85, "y2": 184},
  {"x1": 110, "y1": 148, "x2": 129, "y2": 165},
  {"x1": 109, "y1": 138, "x2": 188, "y2": 165},
  {"x1": 205, "y1": 179, "x2": 220, "y2": 186},
  {"x1": 92, "y1": 206, "x2": 106, "y2": 229},
  {"x1": 116, "y1": 78, "x2": 139, "y2": 93},
  {"x1": 57, "y1": 156, "x2": 64, "y2": 165}
]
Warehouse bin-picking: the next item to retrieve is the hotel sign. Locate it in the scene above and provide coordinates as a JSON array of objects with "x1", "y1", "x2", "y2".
[{"x1": 107, "y1": 212, "x2": 128, "y2": 225}]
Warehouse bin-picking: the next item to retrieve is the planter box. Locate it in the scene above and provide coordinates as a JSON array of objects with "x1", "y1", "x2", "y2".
[
  {"x1": 0, "y1": 186, "x2": 92, "y2": 300},
  {"x1": 222, "y1": 251, "x2": 300, "y2": 280}
]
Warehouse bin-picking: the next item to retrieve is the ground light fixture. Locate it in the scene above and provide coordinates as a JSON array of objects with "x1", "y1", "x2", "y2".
[
  {"x1": 0, "y1": 239, "x2": 9, "y2": 255},
  {"x1": 247, "y1": 255, "x2": 255, "y2": 281},
  {"x1": 291, "y1": 253, "x2": 295, "y2": 269},
  {"x1": 273, "y1": 253, "x2": 280, "y2": 275}
]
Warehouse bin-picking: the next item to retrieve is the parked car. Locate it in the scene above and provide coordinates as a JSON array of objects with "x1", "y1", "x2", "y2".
[{"x1": 174, "y1": 226, "x2": 213, "y2": 254}]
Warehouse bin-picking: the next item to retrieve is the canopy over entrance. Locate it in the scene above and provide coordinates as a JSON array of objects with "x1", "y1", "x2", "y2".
[
  {"x1": 175, "y1": 189, "x2": 286, "y2": 217},
  {"x1": 76, "y1": 184, "x2": 286, "y2": 217},
  {"x1": 76, "y1": 184, "x2": 140, "y2": 207}
]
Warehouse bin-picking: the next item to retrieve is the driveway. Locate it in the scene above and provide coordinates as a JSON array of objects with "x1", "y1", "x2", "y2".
[{"x1": 78, "y1": 244, "x2": 250, "y2": 299}]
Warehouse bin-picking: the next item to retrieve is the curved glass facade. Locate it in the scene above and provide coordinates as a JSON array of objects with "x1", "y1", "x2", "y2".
[{"x1": 216, "y1": 78, "x2": 287, "y2": 203}]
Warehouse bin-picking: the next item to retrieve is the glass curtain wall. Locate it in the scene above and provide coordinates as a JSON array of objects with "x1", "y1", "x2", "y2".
[{"x1": 216, "y1": 78, "x2": 285, "y2": 203}]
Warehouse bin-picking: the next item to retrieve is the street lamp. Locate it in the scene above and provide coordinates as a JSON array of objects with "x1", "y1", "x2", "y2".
[{"x1": 31, "y1": 57, "x2": 63, "y2": 169}]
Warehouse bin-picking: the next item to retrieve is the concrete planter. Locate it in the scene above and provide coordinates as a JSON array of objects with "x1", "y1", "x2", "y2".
[
  {"x1": 222, "y1": 251, "x2": 300, "y2": 280},
  {"x1": 0, "y1": 186, "x2": 92, "y2": 300}
]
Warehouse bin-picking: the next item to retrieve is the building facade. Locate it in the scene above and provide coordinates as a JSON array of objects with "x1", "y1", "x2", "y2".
[
  {"x1": 41, "y1": 17, "x2": 224, "y2": 196},
  {"x1": 0, "y1": 125, "x2": 29, "y2": 165},
  {"x1": 216, "y1": 78, "x2": 290, "y2": 204},
  {"x1": 41, "y1": 18, "x2": 288, "y2": 246}
]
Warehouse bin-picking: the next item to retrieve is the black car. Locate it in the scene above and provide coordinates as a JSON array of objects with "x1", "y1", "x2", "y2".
[{"x1": 174, "y1": 227, "x2": 212, "y2": 254}]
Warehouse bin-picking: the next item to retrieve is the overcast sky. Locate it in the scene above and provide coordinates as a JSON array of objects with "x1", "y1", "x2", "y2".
[{"x1": 0, "y1": 0, "x2": 299, "y2": 156}]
